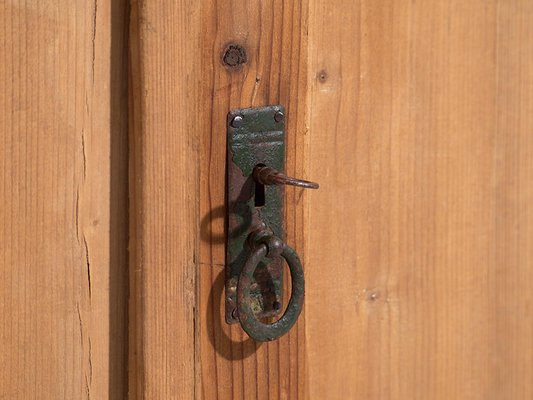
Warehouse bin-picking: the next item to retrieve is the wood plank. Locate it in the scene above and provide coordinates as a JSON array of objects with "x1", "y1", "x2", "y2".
[
  {"x1": 0, "y1": 0, "x2": 129, "y2": 399},
  {"x1": 129, "y1": 0, "x2": 309, "y2": 397},
  {"x1": 307, "y1": 1, "x2": 533, "y2": 399},
  {"x1": 128, "y1": 0, "x2": 201, "y2": 398},
  {"x1": 196, "y1": 1, "x2": 309, "y2": 399}
]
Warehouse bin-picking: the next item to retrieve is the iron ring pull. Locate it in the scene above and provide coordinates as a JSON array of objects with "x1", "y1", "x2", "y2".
[{"x1": 236, "y1": 236, "x2": 305, "y2": 342}]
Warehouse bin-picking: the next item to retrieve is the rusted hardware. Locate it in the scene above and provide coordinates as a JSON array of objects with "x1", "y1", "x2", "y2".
[
  {"x1": 225, "y1": 105, "x2": 318, "y2": 341},
  {"x1": 238, "y1": 228, "x2": 304, "y2": 342},
  {"x1": 225, "y1": 105, "x2": 286, "y2": 325},
  {"x1": 253, "y1": 165, "x2": 319, "y2": 189}
]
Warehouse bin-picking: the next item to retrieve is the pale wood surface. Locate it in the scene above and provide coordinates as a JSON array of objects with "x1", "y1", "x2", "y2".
[
  {"x1": 307, "y1": 1, "x2": 533, "y2": 399},
  {"x1": 0, "y1": 1, "x2": 129, "y2": 399}
]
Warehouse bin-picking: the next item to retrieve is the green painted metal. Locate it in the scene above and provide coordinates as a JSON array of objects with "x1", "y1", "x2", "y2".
[
  {"x1": 237, "y1": 237, "x2": 304, "y2": 342},
  {"x1": 225, "y1": 105, "x2": 286, "y2": 325}
]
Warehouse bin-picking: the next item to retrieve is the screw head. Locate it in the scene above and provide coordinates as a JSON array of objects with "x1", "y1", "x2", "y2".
[
  {"x1": 231, "y1": 115, "x2": 243, "y2": 128},
  {"x1": 274, "y1": 111, "x2": 284, "y2": 123}
]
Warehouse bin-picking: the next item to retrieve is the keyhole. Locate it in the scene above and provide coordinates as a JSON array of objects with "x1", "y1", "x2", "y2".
[
  {"x1": 254, "y1": 163, "x2": 267, "y2": 207},
  {"x1": 255, "y1": 182, "x2": 265, "y2": 207}
]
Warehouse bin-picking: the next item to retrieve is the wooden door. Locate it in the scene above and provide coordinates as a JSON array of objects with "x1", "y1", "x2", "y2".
[{"x1": 2, "y1": 1, "x2": 533, "y2": 399}]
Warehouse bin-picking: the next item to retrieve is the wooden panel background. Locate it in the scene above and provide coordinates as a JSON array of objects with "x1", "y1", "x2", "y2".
[
  {"x1": 0, "y1": 1, "x2": 129, "y2": 399},
  {"x1": 3, "y1": 0, "x2": 533, "y2": 399},
  {"x1": 307, "y1": 1, "x2": 533, "y2": 399}
]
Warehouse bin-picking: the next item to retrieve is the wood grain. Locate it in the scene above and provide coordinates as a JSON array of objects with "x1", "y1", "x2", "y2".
[
  {"x1": 0, "y1": 1, "x2": 129, "y2": 399},
  {"x1": 129, "y1": 0, "x2": 309, "y2": 398},
  {"x1": 306, "y1": 1, "x2": 533, "y2": 399},
  {"x1": 196, "y1": 1, "x2": 309, "y2": 399},
  {"x1": 128, "y1": 0, "x2": 200, "y2": 398}
]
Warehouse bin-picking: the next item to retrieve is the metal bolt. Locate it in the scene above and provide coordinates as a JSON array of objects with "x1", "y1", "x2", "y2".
[
  {"x1": 231, "y1": 115, "x2": 243, "y2": 128},
  {"x1": 274, "y1": 111, "x2": 284, "y2": 123}
]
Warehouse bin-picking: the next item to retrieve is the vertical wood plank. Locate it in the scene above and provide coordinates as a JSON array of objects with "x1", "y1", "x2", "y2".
[
  {"x1": 128, "y1": 0, "x2": 200, "y2": 398},
  {"x1": 0, "y1": 0, "x2": 129, "y2": 399},
  {"x1": 129, "y1": 0, "x2": 309, "y2": 397},
  {"x1": 307, "y1": 0, "x2": 533, "y2": 399},
  {"x1": 196, "y1": 1, "x2": 309, "y2": 399},
  {"x1": 489, "y1": 2, "x2": 533, "y2": 398}
]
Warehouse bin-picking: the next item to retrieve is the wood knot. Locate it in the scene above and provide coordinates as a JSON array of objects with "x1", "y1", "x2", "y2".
[{"x1": 222, "y1": 44, "x2": 247, "y2": 68}]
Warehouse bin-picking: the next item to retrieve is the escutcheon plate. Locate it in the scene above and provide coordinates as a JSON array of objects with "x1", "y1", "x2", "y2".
[{"x1": 225, "y1": 105, "x2": 285, "y2": 324}]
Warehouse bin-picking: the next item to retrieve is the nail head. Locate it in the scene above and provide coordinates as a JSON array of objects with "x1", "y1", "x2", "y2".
[
  {"x1": 274, "y1": 111, "x2": 284, "y2": 123},
  {"x1": 231, "y1": 115, "x2": 244, "y2": 128}
]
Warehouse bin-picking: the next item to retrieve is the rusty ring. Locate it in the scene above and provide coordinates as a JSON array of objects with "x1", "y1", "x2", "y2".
[{"x1": 236, "y1": 243, "x2": 305, "y2": 342}]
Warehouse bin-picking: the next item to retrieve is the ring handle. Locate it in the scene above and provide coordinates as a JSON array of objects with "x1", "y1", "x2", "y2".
[{"x1": 237, "y1": 240, "x2": 305, "y2": 342}]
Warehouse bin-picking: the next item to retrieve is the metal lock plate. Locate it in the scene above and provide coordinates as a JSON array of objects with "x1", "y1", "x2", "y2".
[{"x1": 225, "y1": 105, "x2": 285, "y2": 324}]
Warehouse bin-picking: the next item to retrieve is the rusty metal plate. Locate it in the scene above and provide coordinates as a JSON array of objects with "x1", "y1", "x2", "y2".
[{"x1": 225, "y1": 105, "x2": 285, "y2": 324}]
